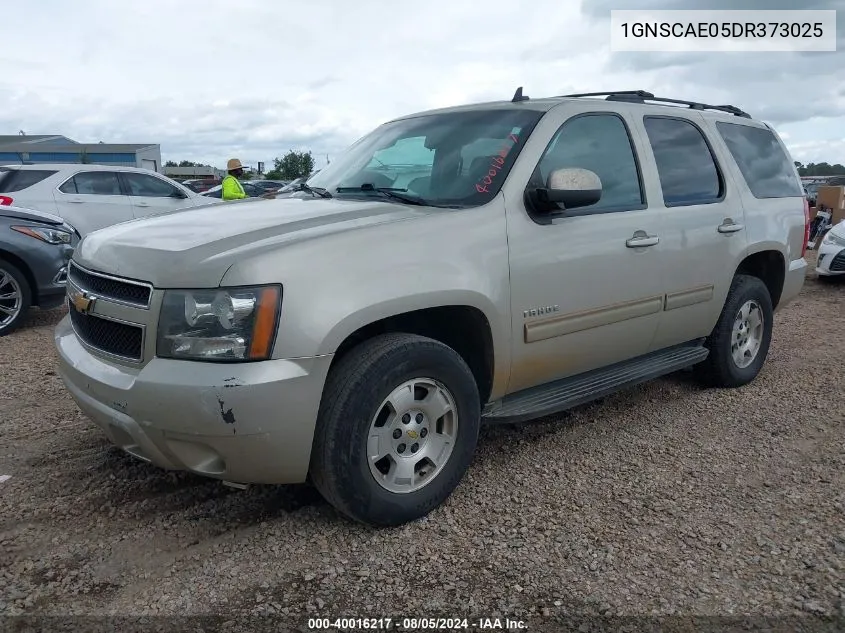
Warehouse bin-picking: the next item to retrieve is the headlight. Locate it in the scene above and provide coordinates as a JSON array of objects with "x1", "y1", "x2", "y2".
[
  {"x1": 11, "y1": 226, "x2": 73, "y2": 245},
  {"x1": 156, "y1": 285, "x2": 281, "y2": 361},
  {"x1": 822, "y1": 231, "x2": 845, "y2": 248}
]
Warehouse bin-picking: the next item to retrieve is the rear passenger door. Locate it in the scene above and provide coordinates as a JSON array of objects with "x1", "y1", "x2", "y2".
[
  {"x1": 633, "y1": 114, "x2": 749, "y2": 351},
  {"x1": 53, "y1": 171, "x2": 133, "y2": 235},
  {"x1": 118, "y1": 172, "x2": 193, "y2": 219}
]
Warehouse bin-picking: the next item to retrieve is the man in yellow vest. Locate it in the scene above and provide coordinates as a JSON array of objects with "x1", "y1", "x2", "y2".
[{"x1": 222, "y1": 158, "x2": 248, "y2": 201}]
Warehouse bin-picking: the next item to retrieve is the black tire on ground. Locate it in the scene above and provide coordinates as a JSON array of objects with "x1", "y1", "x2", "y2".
[
  {"x1": 694, "y1": 274, "x2": 773, "y2": 388},
  {"x1": 0, "y1": 260, "x2": 31, "y2": 337},
  {"x1": 310, "y1": 333, "x2": 481, "y2": 527}
]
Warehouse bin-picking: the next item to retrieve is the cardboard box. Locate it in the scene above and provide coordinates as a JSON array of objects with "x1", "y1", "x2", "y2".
[
  {"x1": 831, "y1": 207, "x2": 845, "y2": 226},
  {"x1": 817, "y1": 186, "x2": 845, "y2": 210}
]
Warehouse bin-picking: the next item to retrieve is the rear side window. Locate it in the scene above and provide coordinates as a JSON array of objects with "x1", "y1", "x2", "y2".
[
  {"x1": 644, "y1": 117, "x2": 723, "y2": 207},
  {"x1": 59, "y1": 172, "x2": 122, "y2": 195},
  {"x1": 716, "y1": 122, "x2": 803, "y2": 198},
  {"x1": 0, "y1": 169, "x2": 58, "y2": 193}
]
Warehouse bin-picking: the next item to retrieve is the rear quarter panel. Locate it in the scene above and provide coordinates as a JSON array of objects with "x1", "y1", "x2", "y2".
[
  {"x1": 698, "y1": 116, "x2": 805, "y2": 266},
  {"x1": 2, "y1": 172, "x2": 63, "y2": 216}
]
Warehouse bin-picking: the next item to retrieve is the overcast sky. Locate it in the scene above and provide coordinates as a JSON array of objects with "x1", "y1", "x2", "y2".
[{"x1": 2, "y1": 0, "x2": 843, "y2": 170}]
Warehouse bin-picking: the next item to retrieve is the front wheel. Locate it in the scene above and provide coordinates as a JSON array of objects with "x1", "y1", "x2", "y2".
[
  {"x1": 694, "y1": 274, "x2": 773, "y2": 388},
  {"x1": 310, "y1": 333, "x2": 480, "y2": 527},
  {"x1": 0, "y1": 260, "x2": 31, "y2": 336}
]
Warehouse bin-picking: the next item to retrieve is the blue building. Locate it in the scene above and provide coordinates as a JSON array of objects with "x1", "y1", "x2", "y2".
[{"x1": 0, "y1": 134, "x2": 162, "y2": 172}]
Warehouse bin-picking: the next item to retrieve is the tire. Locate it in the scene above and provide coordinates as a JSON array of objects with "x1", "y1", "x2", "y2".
[
  {"x1": 0, "y1": 260, "x2": 31, "y2": 337},
  {"x1": 694, "y1": 274, "x2": 773, "y2": 388},
  {"x1": 310, "y1": 333, "x2": 480, "y2": 527}
]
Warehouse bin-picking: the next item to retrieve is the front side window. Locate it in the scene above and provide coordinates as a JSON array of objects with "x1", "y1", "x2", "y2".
[
  {"x1": 122, "y1": 173, "x2": 182, "y2": 198},
  {"x1": 716, "y1": 122, "x2": 803, "y2": 199},
  {"x1": 644, "y1": 117, "x2": 723, "y2": 206},
  {"x1": 63, "y1": 172, "x2": 122, "y2": 195},
  {"x1": 534, "y1": 113, "x2": 644, "y2": 213},
  {"x1": 307, "y1": 108, "x2": 545, "y2": 207}
]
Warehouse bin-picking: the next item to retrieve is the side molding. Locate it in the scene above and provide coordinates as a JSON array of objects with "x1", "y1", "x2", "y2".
[
  {"x1": 664, "y1": 284, "x2": 714, "y2": 311},
  {"x1": 524, "y1": 295, "x2": 664, "y2": 343}
]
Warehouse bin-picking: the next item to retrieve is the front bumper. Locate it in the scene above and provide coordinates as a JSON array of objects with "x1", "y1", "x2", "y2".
[
  {"x1": 55, "y1": 315, "x2": 333, "y2": 484},
  {"x1": 816, "y1": 240, "x2": 845, "y2": 276},
  {"x1": 778, "y1": 257, "x2": 808, "y2": 309},
  {"x1": 28, "y1": 242, "x2": 73, "y2": 308}
]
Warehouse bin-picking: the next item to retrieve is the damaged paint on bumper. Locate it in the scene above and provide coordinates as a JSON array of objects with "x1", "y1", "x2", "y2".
[{"x1": 54, "y1": 315, "x2": 333, "y2": 484}]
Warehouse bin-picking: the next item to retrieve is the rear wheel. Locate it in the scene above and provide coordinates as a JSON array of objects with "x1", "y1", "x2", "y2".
[
  {"x1": 310, "y1": 333, "x2": 480, "y2": 527},
  {"x1": 694, "y1": 274, "x2": 773, "y2": 388},
  {"x1": 0, "y1": 261, "x2": 31, "y2": 336}
]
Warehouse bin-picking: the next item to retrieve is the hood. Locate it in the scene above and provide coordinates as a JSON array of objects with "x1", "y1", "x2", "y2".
[
  {"x1": 74, "y1": 196, "x2": 436, "y2": 287},
  {"x1": 0, "y1": 205, "x2": 65, "y2": 225}
]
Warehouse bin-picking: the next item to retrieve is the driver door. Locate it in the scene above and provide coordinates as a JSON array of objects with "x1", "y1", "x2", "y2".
[{"x1": 504, "y1": 107, "x2": 667, "y2": 394}]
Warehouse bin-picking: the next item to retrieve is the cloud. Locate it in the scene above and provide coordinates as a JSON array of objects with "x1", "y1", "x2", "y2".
[
  {"x1": 0, "y1": 0, "x2": 842, "y2": 168},
  {"x1": 577, "y1": 0, "x2": 845, "y2": 162}
]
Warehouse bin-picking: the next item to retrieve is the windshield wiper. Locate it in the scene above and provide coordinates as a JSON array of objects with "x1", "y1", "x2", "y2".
[
  {"x1": 335, "y1": 184, "x2": 427, "y2": 206},
  {"x1": 294, "y1": 183, "x2": 332, "y2": 198}
]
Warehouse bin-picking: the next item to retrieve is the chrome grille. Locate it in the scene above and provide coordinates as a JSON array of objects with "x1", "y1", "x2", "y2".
[
  {"x1": 68, "y1": 302, "x2": 144, "y2": 361},
  {"x1": 68, "y1": 262, "x2": 152, "y2": 308}
]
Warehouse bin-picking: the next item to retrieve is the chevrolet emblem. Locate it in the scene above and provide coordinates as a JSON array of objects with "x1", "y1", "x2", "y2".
[
  {"x1": 70, "y1": 289, "x2": 95, "y2": 314},
  {"x1": 407, "y1": 430, "x2": 418, "y2": 439}
]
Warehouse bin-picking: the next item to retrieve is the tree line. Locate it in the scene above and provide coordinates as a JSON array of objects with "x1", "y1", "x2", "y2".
[
  {"x1": 164, "y1": 150, "x2": 316, "y2": 181},
  {"x1": 794, "y1": 161, "x2": 845, "y2": 177}
]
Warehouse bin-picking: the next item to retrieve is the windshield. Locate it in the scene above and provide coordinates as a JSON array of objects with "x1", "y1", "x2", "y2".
[{"x1": 308, "y1": 108, "x2": 544, "y2": 207}]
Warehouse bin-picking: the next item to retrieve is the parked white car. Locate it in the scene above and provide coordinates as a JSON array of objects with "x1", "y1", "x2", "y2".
[
  {"x1": 816, "y1": 220, "x2": 845, "y2": 277},
  {"x1": 0, "y1": 164, "x2": 222, "y2": 236}
]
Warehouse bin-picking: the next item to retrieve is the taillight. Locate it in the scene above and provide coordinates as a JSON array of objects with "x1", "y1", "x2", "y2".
[
  {"x1": 0, "y1": 195, "x2": 12, "y2": 206},
  {"x1": 802, "y1": 197, "x2": 810, "y2": 257}
]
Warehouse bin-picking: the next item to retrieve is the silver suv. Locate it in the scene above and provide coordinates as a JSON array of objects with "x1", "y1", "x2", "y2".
[{"x1": 55, "y1": 89, "x2": 809, "y2": 526}]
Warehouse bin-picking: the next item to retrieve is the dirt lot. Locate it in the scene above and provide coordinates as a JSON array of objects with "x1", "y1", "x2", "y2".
[{"x1": 1, "y1": 255, "x2": 844, "y2": 629}]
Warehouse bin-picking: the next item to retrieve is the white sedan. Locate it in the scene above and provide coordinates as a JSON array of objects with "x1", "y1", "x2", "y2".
[
  {"x1": 816, "y1": 220, "x2": 845, "y2": 278},
  {"x1": 0, "y1": 164, "x2": 222, "y2": 236}
]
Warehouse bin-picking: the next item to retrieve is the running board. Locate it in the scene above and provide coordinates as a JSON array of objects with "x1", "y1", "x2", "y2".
[{"x1": 482, "y1": 342, "x2": 709, "y2": 424}]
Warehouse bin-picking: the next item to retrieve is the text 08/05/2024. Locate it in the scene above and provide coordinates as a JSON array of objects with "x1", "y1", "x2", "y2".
[{"x1": 307, "y1": 617, "x2": 528, "y2": 630}]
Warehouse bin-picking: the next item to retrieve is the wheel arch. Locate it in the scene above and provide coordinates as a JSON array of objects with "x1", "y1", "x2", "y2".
[
  {"x1": 325, "y1": 299, "x2": 501, "y2": 405},
  {"x1": 734, "y1": 246, "x2": 786, "y2": 309}
]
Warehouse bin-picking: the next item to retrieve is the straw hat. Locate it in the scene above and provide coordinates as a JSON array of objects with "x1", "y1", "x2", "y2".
[{"x1": 226, "y1": 158, "x2": 245, "y2": 171}]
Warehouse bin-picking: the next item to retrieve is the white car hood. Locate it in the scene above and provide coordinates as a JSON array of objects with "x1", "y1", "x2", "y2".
[{"x1": 828, "y1": 219, "x2": 845, "y2": 240}]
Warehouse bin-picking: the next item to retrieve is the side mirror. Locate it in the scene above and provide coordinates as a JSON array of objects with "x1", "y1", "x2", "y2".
[
  {"x1": 170, "y1": 190, "x2": 189, "y2": 199},
  {"x1": 530, "y1": 168, "x2": 602, "y2": 212}
]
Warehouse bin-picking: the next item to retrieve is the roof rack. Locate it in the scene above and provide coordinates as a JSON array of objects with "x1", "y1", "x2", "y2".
[{"x1": 558, "y1": 90, "x2": 751, "y2": 118}]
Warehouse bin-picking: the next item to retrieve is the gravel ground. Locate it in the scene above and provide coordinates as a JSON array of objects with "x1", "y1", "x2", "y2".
[{"x1": 1, "y1": 254, "x2": 844, "y2": 630}]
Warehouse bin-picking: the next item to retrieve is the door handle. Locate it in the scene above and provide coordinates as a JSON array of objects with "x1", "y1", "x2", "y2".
[
  {"x1": 718, "y1": 219, "x2": 744, "y2": 234},
  {"x1": 67, "y1": 199, "x2": 84, "y2": 204},
  {"x1": 626, "y1": 230, "x2": 659, "y2": 248},
  {"x1": 136, "y1": 202, "x2": 149, "y2": 207}
]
